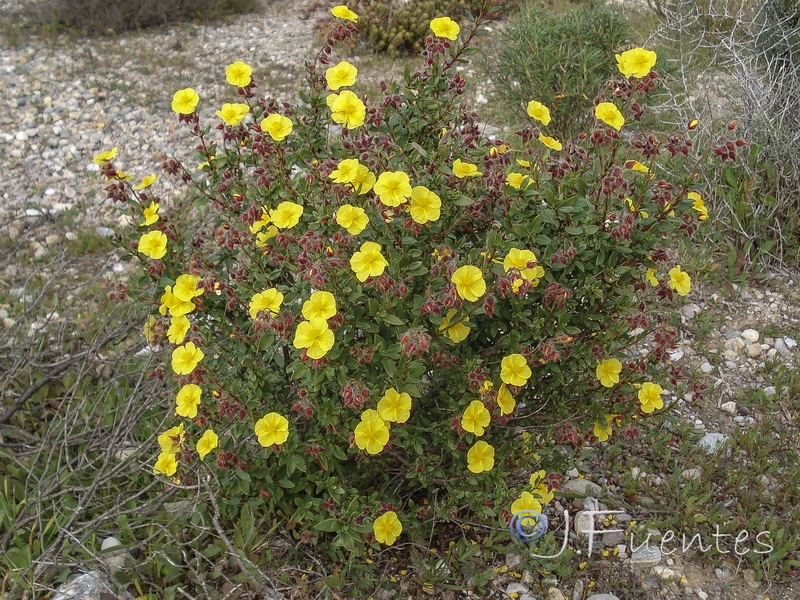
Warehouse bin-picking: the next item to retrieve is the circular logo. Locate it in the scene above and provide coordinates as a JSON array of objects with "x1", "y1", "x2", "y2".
[{"x1": 509, "y1": 510, "x2": 547, "y2": 543}]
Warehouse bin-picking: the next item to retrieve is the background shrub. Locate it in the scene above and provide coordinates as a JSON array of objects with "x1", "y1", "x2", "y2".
[
  {"x1": 487, "y1": 1, "x2": 630, "y2": 139},
  {"x1": 31, "y1": 0, "x2": 259, "y2": 34},
  {"x1": 649, "y1": 0, "x2": 800, "y2": 267}
]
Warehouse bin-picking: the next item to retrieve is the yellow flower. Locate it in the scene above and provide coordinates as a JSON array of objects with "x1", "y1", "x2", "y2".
[
  {"x1": 270, "y1": 201, "x2": 304, "y2": 229},
  {"x1": 225, "y1": 61, "x2": 252, "y2": 87},
  {"x1": 451, "y1": 265, "x2": 486, "y2": 302},
  {"x1": 503, "y1": 248, "x2": 543, "y2": 283},
  {"x1": 167, "y1": 314, "x2": 190, "y2": 345},
  {"x1": 153, "y1": 452, "x2": 177, "y2": 476},
  {"x1": 302, "y1": 291, "x2": 337, "y2": 320},
  {"x1": 330, "y1": 158, "x2": 361, "y2": 184},
  {"x1": 108, "y1": 170, "x2": 133, "y2": 181},
  {"x1": 250, "y1": 209, "x2": 271, "y2": 233},
  {"x1": 430, "y1": 16, "x2": 460, "y2": 40},
  {"x1": 354, "y1": 409, "x2": 390, "y2": 454},
  {"x1": 172, "y1": 342, "x2": 204, "y2": 375},
  {"x1": 538, "y1": 134, "x2": 563, "y2": 151},
  {"x1": 409, "y1": 186, "x2": 441, "y2": 224},
  {"x1": 516, "y1": 159, "x2": 531, "y2": 168},
  {"x1": 616, "y1": 47, "x2": 658, "y2": 78},
  {"x1": 646, "y1": 268, "x2": 659, "y2": 287},
  {"x1": 625, "y1": 197, "x2": 648, "y2": 218},
  {"x1": 594, "y1": 416, "x2": 614, "y2": 442},
  {"x1": 668, "y1": 265, "x2": 691, "y2": 296},
  {"x1": 172, "y1": 88, "x2": 199, "y2": 115},
  {"x1": 461, "y1": 400, "x2": 490, "y2": 436},
  {"x1": 501, "y1": 354, "x2": 532, "y2": 387},
  {"x1": 158, "y1": 424, "x2": 186, "y2": 453},
  {"x1": 256, "y1": 226, "x2": 279, "y2": 247},
  {"x1": 629, "y1": 161, "x2": 650, "y2": 173},
  {"x1": 452, "y1": 159, "x2": 481, "y2": 178},
  {"x1": 134, "y1": 174, "x2": 158, "y2": 190},
  {"x1": 526, "y1": 101, "x2": 551, "y2": 126},
  {"x1": 350, "y1": 241, "x2": 389, "y2": 281},
  {"x1": 255, "y1": 412, "x2": 290, "y2": 446},
  {"x1": 160, "y1": 285, "x2": 195, "y2": 317},
  {"x1": 330, "y1": 90, "x2": 366, "y2": 129},
  {"x1": 260, "y1": 114, "x2": 293, "y2": 141},
  {"x1": 351, "y1": 164, "x2": 376, "y2": 194},
  {"x1": 216, "y1": 103, "x2": 250, "y2": 126},
  {"x1": 374, "y1": 171, "x2": 412, "y2": 206},
  {"x1": 373, "y1": 511, "x2": 402, "y2": 545},
  {"x1": 176, "y1": 383, "x2": 202, "y2": 418},
  {"x1": 332, "y1": 5, "x2": 358, "y2": 22},
  {"x1": 377, "y1": 388, "x2": 412, "y2": 423},
  {"x1": 595, "y1": 102, "x2": 625, "y2": 130},
  {"x1": 510, "y1": 491, "x2": 542, "y2": 515},
  {"x1": 140, "y1": 201, "x2": 160, "y2": 226},
  {"x1": 249, "y1": 288, "x2": 284, "y2": 319},
  {"x1": 336, "y1": 204, "x2": 369, "y2": 235},
  {"x1": 688, "y1": 192, "x2": 708, "y2": 221},
  {"x1": 143, "y1": 315, "x2": 157, "y2": 344},
  {"x1": 439, "y1": 309, "x2": 470, "y2": 343},
  {"x1": 506, "y1": 172, "x2": 531, "y2": 190},
  {"x1": 497, "y1": 383, "x2": 516, "y2": 415},
  {"x1": 138, "y1": 231, "x2": 168, "y2": 260},
  {"x1": 93, "y1": 147, "x2": 118, "y2": 165},
  {"x1": 326, "y1": 60, "x2": 358, "y2": 90},
  {"x1": 196, "y1": 429, "x2": 218, "y2": 460},
  {"x1": 293, "y1": 318, "x2": 335, "y2": 359},
  {"x1": 638, "y1": 382, "x2": 664, "y2": 413},
  {"x1": 173, "y1": 274, "x2": 204, "y2": 303},
  {"x1": 596, "y1": 358, "x2": 622, "y2": 388},
  {"x1": 467, "y1": 441, "x2": 495, "y2": 473}
]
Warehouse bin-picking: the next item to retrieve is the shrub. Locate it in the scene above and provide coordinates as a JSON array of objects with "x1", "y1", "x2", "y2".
[
  {"x1": 310, "y1": 0, "x2": 518, "y2": 55},
  {"x1": 32, "y1": 0, "x2": 258, "y2": 34},
  {"x1": 649, "y1": 0, "x2": 800, "y2": 267},
  {"x1": 104, "y1": 7, "x2": 733, "y2": 556},
  {"x1": 488, "y1": 1, "x2": 630, "y2": 140}
]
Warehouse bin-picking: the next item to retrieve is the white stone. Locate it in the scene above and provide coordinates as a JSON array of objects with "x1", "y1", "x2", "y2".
[
  {"x1": 562, "y1": 479, "x2": 602, "y2": 497},
  {"x1": 719, "y1": 401, "x2": 737, "y2": 414},
  {"x1": 547, "y1": 589, "x2": 566, "y2": 600},
  {"x1": 785, "y1": 336, "x2": 797, "y2": 349},
  {"x1": 95, "y1": 226, "x2": 114, "y2": 237},
  {"x1": 763, "y1": 386, "x2": 776, "y2": 397},
  {"x1": 715, "y1": 567, "x2": 732, "y2": 580},
  {"x1": 746, "y1": 343, "x2": 762, "y2": 358},
  {"x1": 629, "y1": 544, "x2": 662, "y2": 567},
  {"x1": 653, "y1": 566, "x2": 678, "y2": 581},
  {"x1": 725, "y1": 337, "x2": 745, "y2": 353},
  {"x1": 66, "y1": 232, "x2": 78, "y2": 241},
  {"x1": 700, "y1": 362, "x2": 713, "y2": 374},
  {"x1": 697, "y1": 432, "x2": 727, "y2": 454},
  {"x1": 741, "y1": 328, "x2": 760, "y2": 343},
  {"x1": 681, "y1": 468, "x2": 701, "y2": 480},
  {"x1": 52, "y1": 571, "x2": 110, "y2": 600},
  {"x1": 506, "y1": 583, "x2": 529, "y2": 597},
  {"x1": 668, "y1": 347, "x2": 685, "y2": 361},
  {"x1": 697, "y1": 591, "x2": 708, "y2": 600}
]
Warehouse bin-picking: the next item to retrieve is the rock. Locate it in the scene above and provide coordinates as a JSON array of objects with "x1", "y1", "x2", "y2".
[
  {"x1": 66, "y1": 231, "x2": 78, "y2": 241},
  {"x1": 742, "y1": 569, "x2": 758, "y2": 589},
  {"x1": 629, "y1": 544, "x2": 662, "y2": 567},
  {"x1": 586, "y1": 595, "x2": 620, "y2": 600},
  {"x1": 566, "y1": 468, "x2": 580, "y2": 479},
  {"x1": 741, "y1": 328, "x2": 760, "y2": 342},
  {"x1": 668, "y1": 347, "x2": 685, "y2": 361},
  {"x1": 95, "y1": 226, "x2": 115, "y2": 237},
  {"x1": 652, "y1": 565, "x2": 678, "y2": 581},
  {"x1": 602, "y1": 530, "x2": 625, "y2": 546},
  {"x1": 697, "y1": 432, "x2": 727, "y2": 454},
  {"x1": 561, "y1": 479, "x2": 602, "y2": 497},
  {"x1": 52, "y1": 571, "x2": 110, "y2": 600},
  {"x1": 574, "y1": 511, "x2": 595, "y2": 538},
  {"x1": 746, "y1": 343, "x2": 762, "y2": 358},
  {"x1": 725, "y1": 337, "x2": 745, "y2": 353},
  {"x1": 719, "y1": 401, "x2": 737, "y2": 414},
  {"x1": 681, "y1": 303, "x2": 701, "y2": 319},
  {"x1": 785, "y1": 336, "x2": 797, "y2": 349},
  {"x1": 774, "y1": 339, "x2": 792, "y2": 359},
  {"x1": 100, "y1": 536, "x2": 132, "y2": 573},
  {"x1": 572, "y1": 580, "x2": 585, "y2": 600},
  {"x1": 505, "y1": 582, "x2": 529, "y2": 597},
  {"x1": 45, "y1": 233, "x2": 61, "y2": 246},
  {"x1": 715, "y1": 566, "x2": 732, "y2": 580},
  {"x1": 681, "y1": 468, "x2": 701, "y2": 480},
  {"x1": 763, "y1": 386, "x2": 776, "y2": 398},
  {"x1": 697, "y1": 591, "x2": 708, "y2": 600},
  {"x1": 699, "y1": 361, "x2": 713, "y2": 374},
  {"x1": 506, "y1": 553, "x2": 522, "y2": 569},
  {"x1": 547, "y1": 589, "x2": 566, "y2": 600}
]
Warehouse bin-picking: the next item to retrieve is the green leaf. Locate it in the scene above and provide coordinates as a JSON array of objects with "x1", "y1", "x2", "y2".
[
  {"x1": 383, "y1": 314, "x2": 405, "y2": 326},
  {"x1": 314, "y1": 518, "x2": 340, "y2": 532}
]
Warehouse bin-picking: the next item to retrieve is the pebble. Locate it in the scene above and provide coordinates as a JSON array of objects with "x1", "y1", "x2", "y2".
[
  {"x1": 746, "y1": 343, "x2": 762, "y2": 357},
  {"x1": 586, "y1": 595, "x2": 620, "y2": 600},
  {"x1": 699, "y1": 361, "x2": 713, "y2": 374},
  {"x1": 719, "y1": 401, "x2": 737, "y2": 414},
  {"x1": 681, "y1": 468, "x2": 701, "y2": 480},
  {"x1": 681, "y1": 303, "x2": 702, "y2": 319},
  {"x1": 785, "y1": 336, "x2": 797, "y2": 349},
  {"x1": 697, "y1": 591, "x2": 708, "y2": 600},
  {"x1": 561, "y1": 479, "x2": 602, "y2": 497},
  {"x1": 572, "y1": 580, "x2": 585, "y2": 600},
  {"x1": 51, "y1": 571, "x2": 109, "y2": 600},
  {"x1": 547, "y1": 589, "x2": 566, "y2": 600},
  {"x1": 715, "y1": 566, "x2": 732, "y2": 580},
  {"x1": 652, "y1": 565, "x2": 678, "y2": 581},
  {"x1": 741, "y1": 328, "x2": 760, "y2": 342},
  {"x1": 629, "y1": 544, "x2": 662, "y2": 567},
  {"x1": 505, "y1": 582, "x2": 529, "y2": 597},
  {"x1": 697, "y1": 432, "x2": 727, "y2": 454}
]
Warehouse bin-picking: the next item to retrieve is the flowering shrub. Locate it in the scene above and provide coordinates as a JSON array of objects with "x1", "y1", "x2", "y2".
[{"x1": 103, "y1": 6, "x2": 738, "y2": 554}]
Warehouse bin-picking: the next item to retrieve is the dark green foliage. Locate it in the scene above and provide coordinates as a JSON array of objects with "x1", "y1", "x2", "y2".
[
  {"x1": 33, "y1": 0, "x2": 259, "y2": 34},
  {"x1": 488, "y1": 2, "x2": 630, "y2": 139}
]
